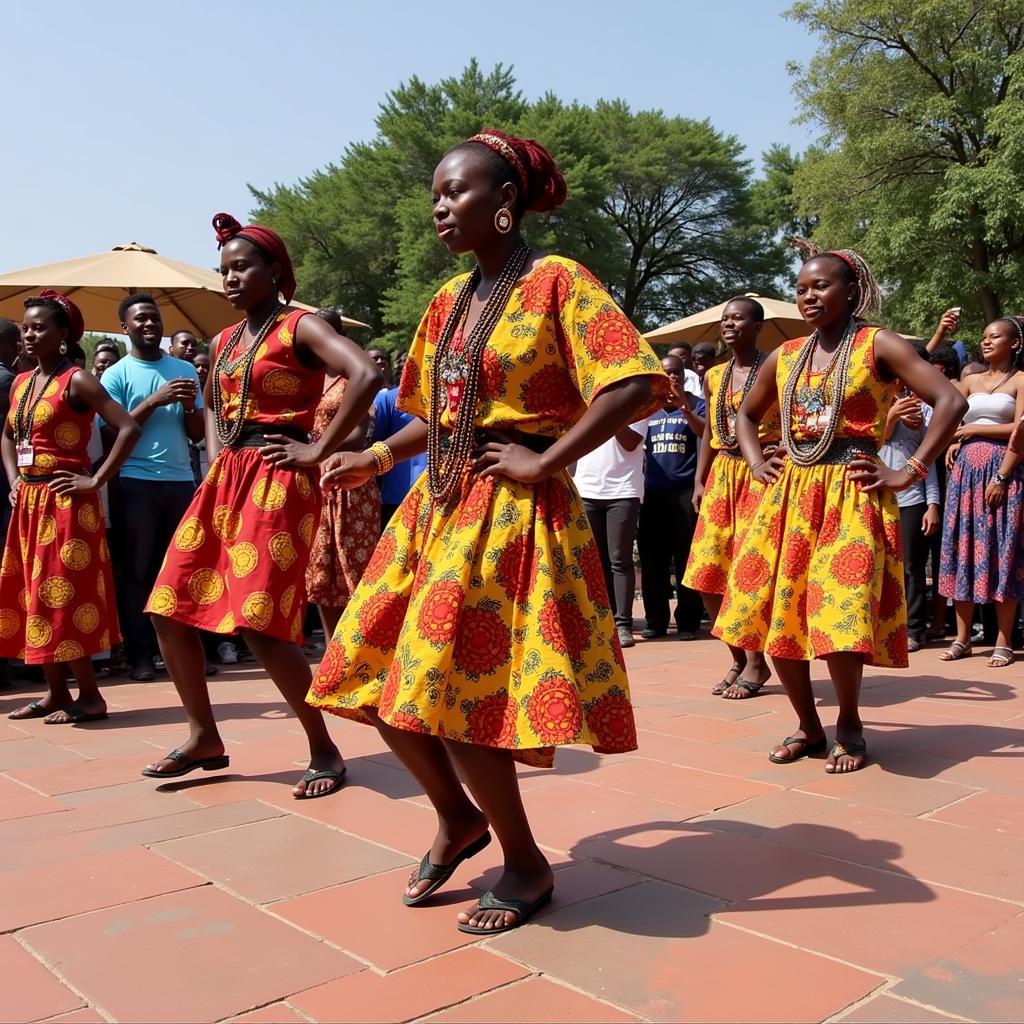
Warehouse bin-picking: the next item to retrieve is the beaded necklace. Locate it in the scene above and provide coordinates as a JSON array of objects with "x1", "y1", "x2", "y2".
[
  {"x1": 780, "y1": 319, "x2": 859, "y2": 467},
  {"x1": 13, "y1": 359, "x2": 70, "y2": 445},
  {"x1": 212, "y1": 303, "x2": 283, "y2": 446},
  {"x1": 714, "y1": 350, "x2": 763, "y2": 449},
  {"x1": 427, "y1": 240, "x2": 530, "y2": 506}
]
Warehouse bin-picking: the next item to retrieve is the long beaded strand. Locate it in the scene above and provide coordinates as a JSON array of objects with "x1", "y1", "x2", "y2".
[
  {"x1": 427, "y1": 241, "x2": 530, "y2": 506},
  {"x1": 13, "y1": 359, "x2": 70, "y2": 447},
  {"x1": 780, "y1": 319, "x2": 859, "y2": 467},
  {"x1": 212, "y1": 304, "x2": 283, "y2": 447},
  {"x1": 714, "y1": 351, "x2": 762, "y2": 449}
]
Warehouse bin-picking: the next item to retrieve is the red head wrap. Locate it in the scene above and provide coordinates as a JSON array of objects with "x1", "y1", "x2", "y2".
[
  {"x1": 36, "y1": 289, "x2": 85, "y2": 344},
  {"x1": 466, "y1": 129, "x2": 567, "y2": 213},
  {"x1": 212, "y1": 212, "x2": 297, "y2": 303}
]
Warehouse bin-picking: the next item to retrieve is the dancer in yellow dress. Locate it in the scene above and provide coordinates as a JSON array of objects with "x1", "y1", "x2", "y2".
[
  {"x1": 684, "y1": 297, "x2": 780, "y2": 699},
  {"x1": 714, "y1": 245, "x2": 965, "y2": 773},
  {"x1": 307, "y1": 130, "x2": 667, "y2": 932}
]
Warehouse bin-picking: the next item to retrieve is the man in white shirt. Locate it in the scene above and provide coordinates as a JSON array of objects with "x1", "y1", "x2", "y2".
[{"x1": 573, "y1": 418, "x2": 649, "y2": 649}]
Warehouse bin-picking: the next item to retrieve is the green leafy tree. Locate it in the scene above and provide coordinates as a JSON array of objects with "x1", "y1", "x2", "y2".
[{"x1": 787, "y1": 0, "x2": 1024, "y2": 335}]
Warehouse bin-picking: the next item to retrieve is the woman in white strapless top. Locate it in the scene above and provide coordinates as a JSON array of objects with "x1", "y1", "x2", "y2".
[{"x1": 939, "y1": 316, "x2": 1024, "y2": 666}]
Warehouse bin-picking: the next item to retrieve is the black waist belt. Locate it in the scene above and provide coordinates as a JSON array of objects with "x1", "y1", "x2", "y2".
[
  {"x1": 18, "y1": 473, "x2": 62, "y2": 484},
  {"x1": 440, "y1": 428, "x2": 557, "y2": 457},
  {"x1": 227, "y1": 423, "x2": 310, "y2": 450},
  {"x1": 791, "y1": 437, "x2": 877, "y2": 465}
]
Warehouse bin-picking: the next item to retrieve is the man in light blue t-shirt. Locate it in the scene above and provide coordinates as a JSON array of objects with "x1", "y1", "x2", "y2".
[{"x1": 101, "y1": 294, "x2": 204, "y2": 680}]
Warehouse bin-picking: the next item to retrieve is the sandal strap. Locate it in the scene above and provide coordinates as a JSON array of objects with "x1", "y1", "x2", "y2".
[{"x1": 164, "y1": 749, "x2": 188, "y2": 766}]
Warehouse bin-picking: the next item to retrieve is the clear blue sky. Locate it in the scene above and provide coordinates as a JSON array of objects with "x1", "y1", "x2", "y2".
[{"x1": 3, "y1": 0, "x2": 819, "y2": 273}]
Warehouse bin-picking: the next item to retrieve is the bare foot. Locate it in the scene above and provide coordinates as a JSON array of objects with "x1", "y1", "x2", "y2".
[
  {"x1": 405, "y1": 810, "x2": 489, "y2": 902},
  {"x1": 292, "y1": 750, "x2": 347, "y2": 798},
  {"x1": 144, "y1": 736, "x2": 225, "y2": 775},
  {"x1": 457, "y1": 859, "x2": 555, "y2": 931}
]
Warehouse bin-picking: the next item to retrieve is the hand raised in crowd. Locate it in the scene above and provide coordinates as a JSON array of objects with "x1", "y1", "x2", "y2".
[
  {"x1": 48, "y1": 471, "x2": 98, "y2": 496},
  {"x1": 937, "y1": 308, "x2": 961, "y2": 336},
  {"x1": 320, "y1": 450, "x2": 376, "y2": 490},
  {"x1": 260, "y1": 435, "x2": 321, "y2": 469},
  {"x1": 750, "y1": 448, "x2": 787, "y2": 485},
  {"x1": 151, "y1": 378, "x2": 199, "y2": 409}
]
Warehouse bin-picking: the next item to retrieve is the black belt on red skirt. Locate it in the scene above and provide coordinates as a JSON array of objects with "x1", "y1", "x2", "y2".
[
  {"x1": 226, "y1": 422, "x2": 310, "y2": 450},
  {"x1": 718, "y1": 443, "x2": 779, "y2": 460},
  {"x1": 790, "y1": 437, "x2": 877, "y2": 465},
  {"x1": 441, "y1": 428, "x2": 558, "y2": 457},
  {"x1": 18, "y1": 473, "x2": 61, "y2": 484}
]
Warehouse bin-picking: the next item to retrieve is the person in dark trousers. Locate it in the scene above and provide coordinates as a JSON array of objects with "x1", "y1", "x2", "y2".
[
  {"x1": 638, "y1": 354, "x2": 706, "y2": 639},
  {"x1": 101, "y1": 294, "x2": 204, "y2": 681}
]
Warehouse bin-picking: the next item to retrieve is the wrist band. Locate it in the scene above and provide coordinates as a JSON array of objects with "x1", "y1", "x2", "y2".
[
  {"x1": 904, "y1": 456, "x2": 927, "y2": 481},
  {"x1": 368, "y1": 441, "x2": 395, "y2": 476}
]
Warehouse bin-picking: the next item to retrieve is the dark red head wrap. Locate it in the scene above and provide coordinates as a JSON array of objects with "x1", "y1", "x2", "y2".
[
  {"x1": 212, "y1": 213, "x2": 297, "y2": 303},
  {"x1": 36, "y1": 289, "x2": 85, "y2": 344},
  {"x1": 466, "y1": 129, "x2": 568, "y2": 213}
]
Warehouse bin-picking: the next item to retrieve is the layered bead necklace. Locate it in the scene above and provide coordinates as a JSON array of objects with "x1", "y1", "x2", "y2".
[
  {"x1": 427, "y1": 240, "x2": 530, "y2": 506},
  {"x1": 212, "y1": 303, "x2": 283, "y2": 446},
  {"x1": 780, "y1": 318, "x2": 859, "y2": 467},
  {"x1": 13, "y1": 359, "x2": 70, "y2": 447},
  {"x1": 714, "y1": 350, "x2": 763, "y2": 449}
]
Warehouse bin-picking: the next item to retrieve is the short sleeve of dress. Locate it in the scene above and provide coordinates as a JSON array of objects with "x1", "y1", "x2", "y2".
[
  {"x1": 396, "y1": 275, "x2": 468, "y2": 421},
  {"x1": 555, "y1": 264, "x2": 670, "y2": 416}
]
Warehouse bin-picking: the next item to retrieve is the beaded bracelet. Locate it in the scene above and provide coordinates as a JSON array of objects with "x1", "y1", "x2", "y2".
[
  {"x1": 905, "y1": 456, "x2": 928, "y2": 481},
  {"x1": 368, "y1": 441, "x2": 395, "y2": 476}
]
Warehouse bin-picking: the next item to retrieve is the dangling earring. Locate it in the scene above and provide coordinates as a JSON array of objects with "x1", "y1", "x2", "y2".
[
  {"x1": 59, "y1": 342, "x2": 68, "y2": 355},
  {"x1": 494, "y1": 208, "x2": 513, "y2": 235}
]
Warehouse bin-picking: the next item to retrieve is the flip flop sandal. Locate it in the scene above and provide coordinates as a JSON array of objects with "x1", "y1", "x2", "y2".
[
  {"x1": 456, "y1": 886, "x2": 554, "y2": 935},
  {"x1": 722, "y1": 678, "x2": 765, "y2": 700},
  {"x1": 712, "y1": 663, "x2": 743, "y2": 695},
  {"x1": 43, "y1": 705, "x2": 109, "y2": 725},
  {"x1": 403, "y1": 831, "x2": 493, "y2": 907},
  {"x1": 141, "y1": 749, "x2": 230, "y2": 779},
  {"x1": 8, "y1": 700, "x2": 50, "y2": 720},
  {"x1": 768, "y1": 734, "x2": 828, "y2": 764},
  {"x1": 987, "y1": 646, "x2": 1014, "y2": 668},
  {"x1": 825, "y1": 738, "x2": 868, "y2": 773},
  {"x1": 295, "y1": 766, "x2": 347, "y2": 800},
  {"x1": 938, "y1": 640, "x2": 972, "y2": 661}
]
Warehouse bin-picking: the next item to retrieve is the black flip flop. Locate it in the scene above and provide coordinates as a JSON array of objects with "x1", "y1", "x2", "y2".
[
  {"x1": 456, "y1": 886, "x2": 554, "y2": 935},
  {"x1": 141, "y1": 749, "x2": 230, "y2": 779},
  {"x1": 295, "y1": 766, "x2": 347, "y2": 800},
  {"x1": 43, "y1": 705, "x2": 109, "y2": 725},
  {"x1": 403, "y1": 831, "x2": 493, "y2": 907},
  {"x1": 768, "y1": 734, "x2": 828, "y2": 764},
  {"x1": 825, "y1": 738, "x2": 868, "y2": 773},
  {"x1": 721, "y1": 678, "x2": 765, "y2": 700},
  {"x1": 8, "y1": 700, "x2": 49, "y2": 720}
]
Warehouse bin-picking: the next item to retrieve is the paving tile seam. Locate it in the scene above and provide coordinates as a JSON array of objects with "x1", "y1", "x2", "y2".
[
  {"x1": 820, "y1": 981, "x2": 977, "y2": 1024},
  {"x1": 918, "y1": 789, "x2": 988, "y2": 824},
  {"x1": 706, "y1": 916, "x2": 894, "y2": 980},
  {"x1": 12, "y1": 931, "x2": 115, "y2": 1023},
  {"x1": 212, "y1": 997, "x2": 315, "y2": 1023},
  {"x1": 0, "y1": 771, "x2": 53, "y2": 798},
  {"x1": 555, "y1": 770, "x2": 785, "y2": 810}
]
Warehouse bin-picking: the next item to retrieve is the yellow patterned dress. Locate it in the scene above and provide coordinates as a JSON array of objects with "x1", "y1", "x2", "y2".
[
  {"x1": 683, "y1": 359, "x2": 781, "y2": 595},
  {"x1": 307, "y1": 256, "x2": 669, "y2": 766},
  {"x1": 714, "y1": 327, "x2": 908, "y2": 667}
]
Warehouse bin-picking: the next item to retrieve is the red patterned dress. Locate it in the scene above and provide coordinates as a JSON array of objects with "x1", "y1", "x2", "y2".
[
  {"x1": 0, "y1": 367, "x2": 120, "y2": 664},
  {"x1": 307, "y1": 257, "x2": 669, "y2": 766},
  {"x1": 145, "y1": 309, "x2": 323, "y2": 643},
  {"x1": 305, "y1": 376, "x2": 381, "y2": 609}
]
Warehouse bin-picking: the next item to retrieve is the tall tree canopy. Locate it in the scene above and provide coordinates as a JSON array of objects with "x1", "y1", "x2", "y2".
[
  {"x1": 250, "y1": 62, "x2": 784, "y2": 349},
  {"x1": 786, "y1": 0, "x2": 1024, "y2": 334}
]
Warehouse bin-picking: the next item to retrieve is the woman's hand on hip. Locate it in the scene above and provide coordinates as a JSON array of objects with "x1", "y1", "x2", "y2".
[
  {"x1": 260, "y1": 436, "x2": 320, "y2": 469},
  {"x1": 473, "y1": 442, "x2": 550, "y2": 485}
]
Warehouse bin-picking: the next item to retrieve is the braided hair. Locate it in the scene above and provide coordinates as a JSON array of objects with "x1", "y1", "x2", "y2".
[
  {"x1": 787, "y1": 237, "x2": 883, "y2": 319},
  {"x1": 998, "y1": 314, "x2": 1024, "y2": 367}
]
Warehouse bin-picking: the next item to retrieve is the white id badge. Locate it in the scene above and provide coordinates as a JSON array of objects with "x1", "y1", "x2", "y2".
[{"x1": 15, "y1": 442, "x2": 34, "y2": 468}]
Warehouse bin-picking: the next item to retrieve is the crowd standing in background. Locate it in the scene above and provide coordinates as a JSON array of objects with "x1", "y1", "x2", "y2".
[{"x1": 4, "y1": 129, "x2": 1024, "y2": 941}]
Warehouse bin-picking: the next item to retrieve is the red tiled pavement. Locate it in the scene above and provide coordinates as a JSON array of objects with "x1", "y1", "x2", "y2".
[{"x1": 0, "y1": 627, "x2": 1021, "y2": 1022}]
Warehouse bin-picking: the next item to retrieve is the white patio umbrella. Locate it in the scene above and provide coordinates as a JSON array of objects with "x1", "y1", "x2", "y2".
[{"x1": 645, "y1": 292, "x2": 806, "y2": 351}]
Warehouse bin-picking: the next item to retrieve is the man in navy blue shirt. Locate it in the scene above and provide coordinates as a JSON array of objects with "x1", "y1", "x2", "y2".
[
  {"x1": 372, "y1": 384, "x2": 427, "y2": 529},
  {"x1": 638, "y1": 354, "x2": 706, "y2": 639}
]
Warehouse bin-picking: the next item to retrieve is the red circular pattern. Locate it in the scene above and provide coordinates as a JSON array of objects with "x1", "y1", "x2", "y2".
[
  {"x1": 831, "y1": 541, "x2": 874, "y2": 587},
  {"x1": 706, "y1": 498, "x2": 732, "y2": 529},
  {"x1": 885, "y1": 623, "x2": 908, "y2": 663},
  {"x1": 582, "y1": 309, "x2": 640, "y2": 365},
  {"x1": 465, "y1": 693, "x2": 518, "y2": 746},
  {"x1": 689, "y1": 563, "x2": 729, "y2": 595},
  {"x1": 416, "y1": 580, "x2": 464, "y2": 646},
  {"x1": 879, "y1": 569, "x2": 903, "y2": 621},
  {"x1": 456, "y1": 477, "x2": 494, "y2": 529},
  {"x1": 782, "y1": 532, "x2": 812, "y2": 580},
  {"x1": 768, "y1": 634, "x2": 806, "y2": 659},
  {"x1": 538, "y1": 479, "x2": 573, "y2": 531},
  {"x1": 809, "y1": 628, "x2": 833, "y2": 657},
  {"x1": 495, "y1": 535, "x2": 531, "y2": 600},
  {"x1": 309, "y1": 641, "x2": 350, "y2": 699},
  {"x1": 379, "y1": 657, "x2": 402, "y2": 713},
  {"x1": 538, "y1": 596, "x2": 592, "y2": 660},
  {"x1": 397, "y1": 356, "x2": 419, "y2": 407},
  {"x1": 587, "y1": 692, "x2": 637, "y2": 752},
  {"x1": 799, "y1": 481, "x2": 827, "y2": 530},
  {"x1": 401, "y1": 488, "x2": 423, "y2": 532},
  {"x1": 734, "y1": 551, "x2": 771, "y2": 594},
  {"x1": 362, "y1": 532, "x2": 396, "y2": 586},
  {"x1": 819, "y1": 506, "x2": 842, "y2": 546},
  {"x1": 428, "y1": 289, "x2": 455, "y2": 335},
  {"x1": 805, "y1": 580, "x2": 825, "y2": 617},
  {"x1": 527, "y1": 674, "x2": 583, "y2": 744},
  {"x1": 578, "y1": 541, "x2": 610, "y2": 609},
  {"x1": 454, "y1": 606, "x2": 512, "y2": 677},
  {"x1": 389, "y1": 709, "x2": 431, "y2": 734},
  {"x1": 521, "y1": 364, "x2": 576, "y2": 417},
  {"x1": 357, "y1": 590, "x2": 409, "y2": 650},
  {"x1": 480, "y1": 347, "x2": 507, "y2": 401},
  {"x1": 858, "y1": 500, "x2": 882, "y2": 537},
  {"x1": 843, "y1": 390, "x2": 879, "y2": 432},
  {"x1": 518, "y1": 261, "x2": 574, "y2": 315},
  {"x1": 883, "y1": 518, "x2": 902, "y2": 557}
]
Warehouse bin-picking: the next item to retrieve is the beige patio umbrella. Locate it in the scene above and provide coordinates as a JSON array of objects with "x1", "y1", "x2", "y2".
[
  {"x1": 645, "y1": 292, "x2": 806, "y2": 351},
  {"x1": 0, "y1": 242, "x2": 368, "y2": 338}
]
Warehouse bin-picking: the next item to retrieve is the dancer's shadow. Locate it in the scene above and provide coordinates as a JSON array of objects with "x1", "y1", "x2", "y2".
[
  {"x1": 834, "y1": 672, "x2": 1016, "y2": 707},
  {"x1": 541, "y1": 819, "x2": 935, "y2": 938}
]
